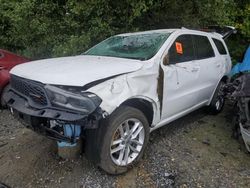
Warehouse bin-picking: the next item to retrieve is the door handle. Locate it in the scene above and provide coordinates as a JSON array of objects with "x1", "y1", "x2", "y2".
[{"x1": 216, "y1": 64, "x2": 221, "y2": 67}]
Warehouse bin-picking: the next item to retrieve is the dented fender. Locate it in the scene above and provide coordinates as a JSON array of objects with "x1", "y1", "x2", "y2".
[{"x1": 88, "y1": 61, "x2": 162, "y2": 126}]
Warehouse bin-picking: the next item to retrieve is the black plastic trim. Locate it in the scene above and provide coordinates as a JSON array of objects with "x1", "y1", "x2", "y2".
[{"x1": 5, "y1": 90, "x2": 90, "y2": 121}]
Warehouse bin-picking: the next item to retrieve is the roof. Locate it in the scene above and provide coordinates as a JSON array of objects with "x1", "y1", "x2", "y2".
[{"x1": 116, "y1": 28, "x2": 223, "y2": 38}]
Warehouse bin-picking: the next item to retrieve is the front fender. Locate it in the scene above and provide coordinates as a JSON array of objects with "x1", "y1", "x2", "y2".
[
  {"x1": 88, "y1": 74, "x2": 133, "y2": 113},
  {"x1": 88, "y1": 71, "x2": 161, "y2": 125}
]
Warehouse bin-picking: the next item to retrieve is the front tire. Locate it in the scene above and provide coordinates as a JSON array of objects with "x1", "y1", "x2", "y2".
[{"x1": 85, "y1": 106, "x2": 149, "y2": 174}]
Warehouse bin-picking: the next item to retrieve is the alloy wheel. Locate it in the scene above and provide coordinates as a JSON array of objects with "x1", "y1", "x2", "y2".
[{"x1": 110, "y1": 118, "x2": 145, "y2": 166}]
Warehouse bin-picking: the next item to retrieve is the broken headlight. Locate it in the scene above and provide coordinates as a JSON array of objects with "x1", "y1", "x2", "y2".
[{"x1": 45, "y1": 85, "x2": 102, "y2": 113}]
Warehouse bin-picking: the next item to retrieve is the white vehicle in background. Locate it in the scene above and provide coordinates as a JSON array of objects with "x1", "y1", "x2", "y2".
[{"x1": 4, "y1": 27, "x2": 233, "y2": 174}]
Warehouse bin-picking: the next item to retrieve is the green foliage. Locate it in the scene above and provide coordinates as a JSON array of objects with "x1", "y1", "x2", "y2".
[
  {"x1": 0, "y1": 0, "x2": 249, "y2": 60},
  {"x1": 224, "y1": 0, "x2": 250, "y2": 64}
]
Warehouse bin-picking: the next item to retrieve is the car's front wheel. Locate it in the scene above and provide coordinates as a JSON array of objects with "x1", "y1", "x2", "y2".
[{"x1": 85, "y1": 106, "x2": 149, "y2": 174}]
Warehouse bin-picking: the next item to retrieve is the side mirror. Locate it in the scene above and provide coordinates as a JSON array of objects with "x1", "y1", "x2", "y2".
[{"x1": 163, "y1": 53, "x2": 169, "y2": 66}]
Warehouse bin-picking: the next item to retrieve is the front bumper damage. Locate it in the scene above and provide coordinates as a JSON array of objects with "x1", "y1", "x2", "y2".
[{"x1": 4, "y1": 83, "x2": 103, "y2": 143}]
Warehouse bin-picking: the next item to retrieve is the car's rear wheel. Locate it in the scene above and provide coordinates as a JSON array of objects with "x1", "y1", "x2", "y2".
[
  {"x1": 208, "y1": 81, "x2": 225, "y2": 114},
  {"x1": 85, "y1": 106, "x2": 149, "y2": 174},
  {"x1": 0, "y1": 84, "x2": 10, "y2": 108}
]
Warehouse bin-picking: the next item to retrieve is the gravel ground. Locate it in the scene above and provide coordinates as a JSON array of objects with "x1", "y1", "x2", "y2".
[{"x1": 0, "y1": 105, "x2": 250, "y2": 188}]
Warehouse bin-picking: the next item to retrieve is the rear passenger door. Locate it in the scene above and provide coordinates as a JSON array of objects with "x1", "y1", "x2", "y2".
[{"x1": 192, "y1": 35, "x2": 220, "y2": 102}]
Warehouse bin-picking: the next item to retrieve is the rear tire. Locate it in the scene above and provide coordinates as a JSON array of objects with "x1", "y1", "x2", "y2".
[
  {"x1": 85, "y1": 105, "x2": 149, "y2": 174},
  {"x1": 208, "y1": 81, "x2": 225, "y2": 115}
]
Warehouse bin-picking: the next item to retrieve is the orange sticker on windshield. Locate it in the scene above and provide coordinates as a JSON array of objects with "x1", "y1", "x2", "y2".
[{"x1": 175, "y1": 42, "x2": 183, "y2": 54}]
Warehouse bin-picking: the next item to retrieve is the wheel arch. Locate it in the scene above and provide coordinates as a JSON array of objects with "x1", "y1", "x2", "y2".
[
  {"x1": 120, "y1": 97, "x2": 157, "y2": 127},
  {"x1": 221, "y1": 75, "x2": 228, "y2": 83},
  {"x1": 208, "y1": 75, "x2": 228, "y2": 105}
]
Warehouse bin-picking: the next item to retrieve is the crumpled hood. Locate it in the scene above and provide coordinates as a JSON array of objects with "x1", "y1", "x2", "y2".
[{"x1": 10, "y1": 55, "x2": 143, "y2": 86}]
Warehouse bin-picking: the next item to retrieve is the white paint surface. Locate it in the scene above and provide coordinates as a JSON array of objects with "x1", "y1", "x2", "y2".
[{"x1": 10, "y1": 55, "x2": 143, "y2": 86}]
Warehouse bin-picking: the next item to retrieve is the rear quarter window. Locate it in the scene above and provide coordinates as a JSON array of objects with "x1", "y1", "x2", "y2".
[
  {"x1": 193, "y1": 35, "x2": 215, "y2": 60},
  {"x1": 212, "y1": 38, "x2": 227, "y2": 55}
]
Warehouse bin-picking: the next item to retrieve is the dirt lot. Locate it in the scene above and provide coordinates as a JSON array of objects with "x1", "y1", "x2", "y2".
[{"x1": 0, "y1": 105, "x2": 250, "y2": 188}]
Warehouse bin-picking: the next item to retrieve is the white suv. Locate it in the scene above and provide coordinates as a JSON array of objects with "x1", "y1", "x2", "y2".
[{"x1": 5, "y1": 28, "x2": 232, "y2": 174}]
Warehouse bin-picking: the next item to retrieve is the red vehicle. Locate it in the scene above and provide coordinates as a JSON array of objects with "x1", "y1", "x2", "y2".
[{"x1": 0, "y1": 49, "x2": 30, "y2": 106}]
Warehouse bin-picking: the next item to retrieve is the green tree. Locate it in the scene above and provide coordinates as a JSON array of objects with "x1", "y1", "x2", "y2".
[{"x1": 0, "y1": 0, "x2": 248, "y2": 60}]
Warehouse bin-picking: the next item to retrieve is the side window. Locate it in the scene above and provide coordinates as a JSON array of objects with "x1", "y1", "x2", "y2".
[
  {"x1": 193, "y1": 35, "x2": 215, "y2": 60},
  {"x1": 212, "y1": 38, "x2": 227, "y2": 55},
  {"x1": 169, "y1": 35, "x2": 195, "y2": 64}
]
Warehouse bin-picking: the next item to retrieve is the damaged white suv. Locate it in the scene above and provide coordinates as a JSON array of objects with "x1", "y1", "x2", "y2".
[{"x1": 5, "y1": 28, "x2": 232, "y2": 174}]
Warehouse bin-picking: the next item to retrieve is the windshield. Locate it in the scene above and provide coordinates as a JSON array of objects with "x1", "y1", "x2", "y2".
[{"x1": 85, "y1": 32, "x2": 171, "y2": 60}]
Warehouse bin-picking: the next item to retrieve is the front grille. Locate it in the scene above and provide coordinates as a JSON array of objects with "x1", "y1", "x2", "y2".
[{"x1": 11, "y1": 75, "x2": 48, "y2": 106}]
